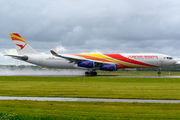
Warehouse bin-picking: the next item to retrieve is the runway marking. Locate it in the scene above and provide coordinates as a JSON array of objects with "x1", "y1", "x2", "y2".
[{"x1": 0, "y1": 96, "x2": 180, "y2": 103}]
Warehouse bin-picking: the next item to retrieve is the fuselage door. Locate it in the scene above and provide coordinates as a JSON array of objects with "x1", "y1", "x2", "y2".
[
  {"x1": 39, "y1": 56, "x2": 43, "y2": 65},
  {"x1": 158, "y1": 55, "x2": 164, "y2": 66}
]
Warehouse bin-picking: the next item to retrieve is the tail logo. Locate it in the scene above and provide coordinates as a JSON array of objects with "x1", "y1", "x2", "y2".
[{"x1": 16, "y1": 43, "x2": 27, "y2": 51}]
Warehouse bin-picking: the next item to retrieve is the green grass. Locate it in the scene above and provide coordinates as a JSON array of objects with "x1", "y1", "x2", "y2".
[
  {"x1": 0, "y1": 112, "x2": 56, "y2": 120},
  {"x1": 0, "y1": 100, "x2": 180, "y2": 119},
  {"x1": 0, "y1": 76, "x2": 180, "y2": 100},
  {"x1": 0, "y1": 76, "x2": 180, "y2": 119}
]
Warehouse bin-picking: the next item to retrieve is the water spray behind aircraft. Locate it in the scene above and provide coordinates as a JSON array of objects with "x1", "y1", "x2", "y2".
[{"x1": 0, "y1": 66, "x2": 85, "y2": 76}]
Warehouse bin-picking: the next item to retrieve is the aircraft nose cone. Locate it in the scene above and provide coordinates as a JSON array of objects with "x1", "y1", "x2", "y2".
[
  {"x1": 171, "y1": 59, "x2": 177, "y2": 65},
  {"x1": 165, "y1": 59, "x2": 177, "y2": 67},
  {"x1": 174, "y1": 59, "x2": 177, "y2": 64}
]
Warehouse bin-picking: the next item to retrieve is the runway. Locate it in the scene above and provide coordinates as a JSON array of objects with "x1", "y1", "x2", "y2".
[
  {"x1": 0, "y1": 69, "x2": 180, "y2": 77},
  {"x1": 97, "y1": 75, "x2": 180, "y2": 78},
  {"x1": 0, "y1": 96, "x2": 180, "y2": 103},
  {"x1": 1, "y1": 74, "x2": 180, "y2": 78}
]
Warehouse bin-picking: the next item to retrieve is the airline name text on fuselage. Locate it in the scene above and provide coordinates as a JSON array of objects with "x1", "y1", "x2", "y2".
[{"x1": 128, "y1": 55, "x2": 158, "y2": 59}]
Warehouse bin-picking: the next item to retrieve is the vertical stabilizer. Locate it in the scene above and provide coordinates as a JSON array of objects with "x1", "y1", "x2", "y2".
[{"x1": 10, "y1": 33, "x2": 38, "y2": 55}]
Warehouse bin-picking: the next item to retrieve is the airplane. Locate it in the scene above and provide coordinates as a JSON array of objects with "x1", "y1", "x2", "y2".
[{"x1": 5, "y1": 33, "x2": 177, "y2": 76}]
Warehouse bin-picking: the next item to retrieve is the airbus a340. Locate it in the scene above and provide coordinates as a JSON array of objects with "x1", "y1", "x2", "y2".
[{"x1": 6, "y1": 33, "x2": 177, "y2": 76}]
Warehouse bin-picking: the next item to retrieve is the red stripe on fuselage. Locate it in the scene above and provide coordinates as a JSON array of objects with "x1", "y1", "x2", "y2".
[
  {"x1": 116, "y1": 64, "x2": 133, "y2": 69},
  {"x1": 103, "y1": 54, "x2": 157, "y2": 67}
]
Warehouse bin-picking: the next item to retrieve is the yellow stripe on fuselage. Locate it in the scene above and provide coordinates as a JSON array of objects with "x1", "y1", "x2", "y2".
[{"x1": 79, "y1": 53, "x2": 152, "y2": 68}]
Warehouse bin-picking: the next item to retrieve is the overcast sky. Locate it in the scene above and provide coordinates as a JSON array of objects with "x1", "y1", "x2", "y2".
[{"x1": 1, "y1": 0, "x2": 180, "y2": 65}]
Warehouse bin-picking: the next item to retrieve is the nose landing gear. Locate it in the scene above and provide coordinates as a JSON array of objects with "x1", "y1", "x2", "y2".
[{"x1": 158, "y1": 68, "x2": 161, "y2": 75}]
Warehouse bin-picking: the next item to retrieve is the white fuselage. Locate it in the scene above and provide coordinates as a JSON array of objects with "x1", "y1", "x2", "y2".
[
  {"x1": 9, "y1": 33, "x2": 177, "y2": 74},
  {"x1": 24, "y1": 53, "x2": 177, "y2": 70}
]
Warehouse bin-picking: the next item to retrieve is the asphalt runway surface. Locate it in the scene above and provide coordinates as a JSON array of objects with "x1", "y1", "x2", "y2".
[
  {"x1": 97, "y1": 75, "x2": 180, "y2": 78},
  {"x1": 1, "y1": 73, "x2": 180, "y2": 78},
  {"x1": 0, "y1": 69, "x2": 179, "y2": 77},
  {"x1": 0, "y1": 96, "x2": 180, "y2": 103}
]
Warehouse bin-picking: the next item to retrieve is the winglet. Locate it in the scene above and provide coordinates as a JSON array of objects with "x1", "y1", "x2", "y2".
[{"x1": 50, "y1": 50, "x2": 59, "y2": 56}]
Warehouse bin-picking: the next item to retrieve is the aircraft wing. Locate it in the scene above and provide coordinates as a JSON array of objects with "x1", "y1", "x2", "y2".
[
  {"x1": 50, "y1": 50, "x2": 119, "y2": 66},
  {"x1": 4, "y1": 55, "x2": 28, "y2": 61},
  {"x1": 50, "y1": 50, "x2": 87, "y2": 63}
]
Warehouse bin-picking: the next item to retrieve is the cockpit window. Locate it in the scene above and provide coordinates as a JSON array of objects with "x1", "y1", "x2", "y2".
[{"x1": 166, "y1": 57, "x2": 173, "y2": 60}]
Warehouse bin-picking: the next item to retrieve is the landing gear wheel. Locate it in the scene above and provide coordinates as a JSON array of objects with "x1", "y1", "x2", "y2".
[
  {"x1": 158, "y1": 71, "x2": 161, "y2": 75},
  {"x1": 85, "y1": 71, "x2": 97, "y2": 76},
  {"x1": 91, "y1": 72, "x2": 97, "y2": 76},
  {"x1": 157, "y1": 68, "x2": 161, "y2": 75},
  {"x1": 85, "y1": 72, "x2": 89, "y2": 75},
  {"x1": 94, "y1": 72, "x2": 97, "y2": 76}
]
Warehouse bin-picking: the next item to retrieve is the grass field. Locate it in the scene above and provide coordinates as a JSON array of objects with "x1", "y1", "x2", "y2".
[
  {"x1": 0, "y1": 100, "x2": 180, "y2": 119},
  {"x1": 0, "y1": 76, "x2": 180, "y2": 119},
  {"x1": 0, "y1": 76, "x2": 180, "y2": 99}
]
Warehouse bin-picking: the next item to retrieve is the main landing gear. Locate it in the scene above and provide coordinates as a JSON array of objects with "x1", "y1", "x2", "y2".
[
  {"x1": 85, "y1": 71, "x2": 97, "y2": 76},
  {"x1": 158, "y1": 68, "x2": 161, "y2": 75}
]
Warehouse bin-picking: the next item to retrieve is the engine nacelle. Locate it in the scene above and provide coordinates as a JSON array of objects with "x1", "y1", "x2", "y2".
[
  {"x1": 78, "y1": 61, "x2": 94, "y2": 68},
  {"x1": 100, "y1": 65, "x2": 116, "y2": 71}
]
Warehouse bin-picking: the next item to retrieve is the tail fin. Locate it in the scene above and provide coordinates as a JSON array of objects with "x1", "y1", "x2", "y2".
[{"x1": 10, "y1": 33, "x2": 38, "y2": 55}]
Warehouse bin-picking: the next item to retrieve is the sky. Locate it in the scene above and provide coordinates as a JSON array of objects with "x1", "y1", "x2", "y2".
[{"x1": 1, "y1": 0, "x2": 180, "y2": 65}]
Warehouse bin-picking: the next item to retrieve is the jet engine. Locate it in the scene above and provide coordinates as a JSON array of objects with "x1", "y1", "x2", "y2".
[
  {"x1": 78, "y1": 61, "x2": 94, "y2": 68},
  {"x1": 100, "y1": 65, "x2": 116, "y2": 71}
]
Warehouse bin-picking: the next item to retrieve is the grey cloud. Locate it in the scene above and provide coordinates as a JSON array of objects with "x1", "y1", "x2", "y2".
[{"x1": 1, "y1": 0, "x2": 180, "y2": 64}]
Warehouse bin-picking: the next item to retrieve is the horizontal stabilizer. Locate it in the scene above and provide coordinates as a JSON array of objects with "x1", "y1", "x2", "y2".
[{"x1": 5, "y1": 55, "x2": 28, "y2": 61}]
